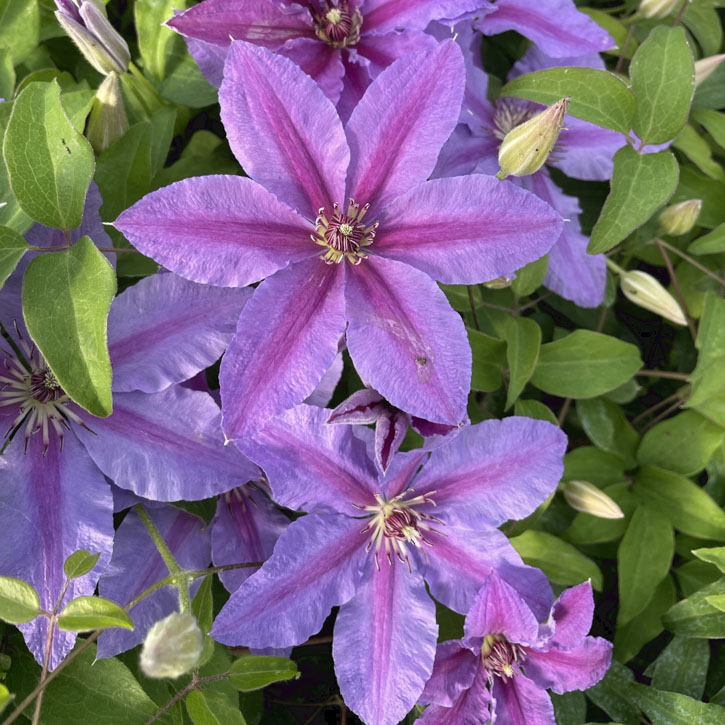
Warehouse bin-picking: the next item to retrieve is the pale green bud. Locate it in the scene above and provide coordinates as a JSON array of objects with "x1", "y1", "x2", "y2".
[
  {"x1": 695, "y1": 55, "x2": 725, "y2": 87},
  {"x1": 638, "y1": 0, "x2": 686, "y2": 19},
  {"x1": 658, "y1": 199, "x2": 702, "y2": 236},
  {"x1": 562, "y1": 480, "x2": 624, "y2": 520},
  {"x1": 86, "y1": 72, "x2": 128, "y2": 153},
  {"x1": 620, "y1": 270, "x2": 687, "y2": 326},
  {"x1": 483, "y1": 275, "x2": 514, "y2": 289},
  {"x1": 140, "y1": 612, "x2": 203, "y2": 679},
  {"x1": 496, "y1": 98, "x2": 569, "y2": 180}
]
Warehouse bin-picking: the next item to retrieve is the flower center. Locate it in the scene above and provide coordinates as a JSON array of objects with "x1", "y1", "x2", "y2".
[
  {"x1": 491, "y1": 99, "x2": 541, "y2": 141},
  {"x1": 481, "y1": 635, "x2": 527, "y2": 682},
  {"x1": 315, "y1": 2, "x2": 362, "y2": 47},
  {"x1": 312, "y1": 198, "x2": 378, "y2": 265}
]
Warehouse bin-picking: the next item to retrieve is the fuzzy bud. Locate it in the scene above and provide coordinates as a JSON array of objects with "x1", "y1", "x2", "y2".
[
  {"x1": 695, "y1": 55, "x2": 725, "y2": 87},
  {"x1": 638, "y1": 0, "x2": 687, "y2": 19},
  {"x1": 562, "y1": 481, "x2": 624, "y2": 520},
  {"x1": 140, "y1": 612, "x2": 203, "y2": 679},
  {"x1": 620, "y1": 270, "x2": 687, "y2": 326},
  {"x1": 496, "y1": 98, "x2": 569, "y2": 180},
  {"x1": 86, "y1": 72, "x2": 128, "y2": 152},
  {"x1": 658, "y1": 199, "x2": 702, "y2": 236}
]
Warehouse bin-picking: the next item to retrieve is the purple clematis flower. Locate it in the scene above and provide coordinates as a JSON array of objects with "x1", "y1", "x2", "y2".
[
  {"x1": 418, "y1": 572, "x2": 612, "y2": 724},
  {"x1": 167, "y1": 0, "x2": 495, "y2": 119},
  {"x1": 115, "y1": 40, "x2": 563, "y2": 441},
  {"x1": 210, "y1": 404, "x2": 566, "y2": 725},
  {"x1": 328, "y1": 386, "x2": 464, "y2": 472}
]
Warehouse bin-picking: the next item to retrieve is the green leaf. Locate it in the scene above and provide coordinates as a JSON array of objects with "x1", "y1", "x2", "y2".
[
  {"x1": 617, "y1": 506, "x2": 674, "y2": 625},
  {"x1": 0, "y1": 49, "x2": 13, "y2": 101},
  {"x1": 706, "y1": 593, "x2": 725, "y2": 611},
  {"x1": 663, "y1": 575, "x2": 725, "y2": 637},
  {"x1": 22, "y1": 237, "x2": 116, "y2": 417},
  {"x1": 629, "y1": 26, "x2": 694, "y2": 145},
  {"x1": 693, "y1": 546, "x2": 725, "y2": 572},
  {"x1": 692, "y1": 109, "x2": 725, "y2": 152},
  {"x1": 500, "y1": 66, "x2": 635, "y2": 134},
  {"x1": 634, "y1": 466, "x2": 725, "y2": 540},
  {"x1": 510, "y1": 255, "x2": 548, "y2": 296},
  {"x1": 628, "y1": 682, "x2": 725, "y2": 725},
  {"x1": 468, "y1": 327, "x2": 506, "y2": 392},
  {"x1": 0, "y1": 225, "x2": 28, "y2": 289},
  {"x1": 135, "y1": 0, "x2": 186, "y2": 83},
  {"x1": 503, "y1": 316, "x2": 540, "y2": 409},
  {"x1": 160, "y1": 47, "x2": 217, "y2": 108},
  {"x1": 229, "y1": 656, "x2": 299, "y2": 692},
  {"x1": 670, "y1": 166, "x2": 725, "y2": 229},
  {"x1": 3, "y1": 81, "x2": 94, "y2": 229},
  {"x1": 0, "y1": 0, "x2": 39, "y2": 65},
  {"x1": 509, "y1": 530, "x2": 603, "y2": 590},
  {"x1": 57, "y1": 596, "x2": 133, "y2": 632},
  {"x1": 563, "y1": 447, "x2": 626, "y2": 487},
  {"x1": 688, "y1": 223, "x2": 725, "y2": 255},
  {"x1": 588, "y1": 147, "x2": 679, "y2": 254},
  {"x1": 682, "y1": 2, "x2": 722, "y2": 57},
  {"x1": 676, "y1": 559, "x2": 722, "y2": 597},
  {"x1": 551, "y1": 690, "x2": 586, "y2": 725},
  {"x1": 186, "y1": 690, "x2": 246, "y2": 725},
  {"x1": 0, "y1": 683, "x2": 12, "y2": 715},
  {"x1": 0, "y1": 575, "x2": 40, "y2": 624},
  {"x1": 580, "y1": 8, "x2": 638, "y2": 59},
  {"x1": 513, "y1": 398, "x2": 557, "y2": 424},
  {"x1": 576, "y1": 398, "x2": 639, "y2": 469},
  {"x1": 530, "y1": 330, "x2": 642, "y2": 399},
  {"x1": 63, "y1": 550, "x2": 101, "y2": 580},
  {"x1": 586, "y1": 660, "x2": 640, "y2": 725},
  {"x1": 672, "y1": 124, "x2": 725, "y2": 180},
  {"x1": 651, "y1": 637, "x2": 709, "y2": 700}
]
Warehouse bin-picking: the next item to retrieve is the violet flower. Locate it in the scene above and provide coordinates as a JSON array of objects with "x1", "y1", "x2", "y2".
[
  {"x1": 210, "y1": 404, "x2": 566, "y2": 725},
  {"x1": 115, "y1": 40, "x2": 563, "y2": 441},
  {"x1": 418, "y1": 572, "x2": 612, "y2": 724}
]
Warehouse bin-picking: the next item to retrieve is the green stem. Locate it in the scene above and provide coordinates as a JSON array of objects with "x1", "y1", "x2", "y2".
[
  {"x1": 654, "y1": 238, "x2": 725, "y2": 286},
  {"x1": 605, "y1": 257, "x2": 626, "y2": 276}
]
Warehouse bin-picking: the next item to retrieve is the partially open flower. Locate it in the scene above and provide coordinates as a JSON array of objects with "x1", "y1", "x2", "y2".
[
  {"x1": 695, "y1": 55, "x2": 725, "y2": 86},
  {"x1": 620, "y1": 270, "x2": 687, "y2": 326},
  {"x1": 86, "y1": 72, "x2": 129, "y2": 152},
  {"x1": 658, "y1": 199, "x2": 702, "y2": 236},
  {"x1": 140, "y1": 612, "x2": 203, "y2": 679},
  {"x1": 638, "y1": 0, "x2": 686, "y2": 19},
  {"x1": 562, "y1": 480, "x2": 624, "y2": 520}
]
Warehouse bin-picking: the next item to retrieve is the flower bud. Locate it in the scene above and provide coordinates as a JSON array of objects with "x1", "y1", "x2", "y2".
[
  {"x1": 620, "y1": 270, "x2": 687, "y2": 326},
  {"x1": 483, "y1": 275, "x2": 514, "y2": 289},
  {"x1": 140, "y1": 612, "x2": 203, "y2": 679},
  {"x1": 86, "y1": 72, "x2": 128, "y2": 152},
  {"x1": 658, "y1": 199, "x2": 702, "y2": 236},
  {"x1": 562, "y1": 481, "x2": 624, "y2": 520},
  {"x1": 695, "y1": 55, "x2": 725, "y2": 87},
  {"x1": 496, "y1": 98, "x2": 569, "y2": 180},
  {"x1": 638, "y1": 0, "x2": 686, "y2": 19}
]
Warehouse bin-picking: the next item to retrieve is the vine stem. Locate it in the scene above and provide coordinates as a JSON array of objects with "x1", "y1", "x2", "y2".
[
  {"x1": 654, "y1": 238, "x2": 698, "y2": 341},
  {"x1": 636, "y1": 369, "x2": 690, "y2": 380},
  {"x1": 467, "y1": 287, "x2": 481, "y2": 331},
  {"x1": 615, "y1": 21, "x2": 636, "y2": 74},
  {"x1": 28, "y1": 245, "x2": 138, "y2": 254},
  {"x1": 654, "y1": 238, "x2": 725, "y2": 287},
  {"x1": 672, "y1": 0, "x2": 689, "y2": 26},
  {"x1": 144, "y1": 671, "x2": 231, "y2": 725}
]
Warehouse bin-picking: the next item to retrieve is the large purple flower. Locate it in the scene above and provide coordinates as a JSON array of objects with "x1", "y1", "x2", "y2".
[
  {"x1": 418, "y1": 572, "x2": 612, "y2": 724},
  {"x1": 115, "y1": 41, "x2": 563, "y2": 441},
  {"x1": 209, "y1": 404, "x2": 566, "y2": 724}
]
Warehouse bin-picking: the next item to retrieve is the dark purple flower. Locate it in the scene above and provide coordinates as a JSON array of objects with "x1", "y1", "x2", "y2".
[
  {"x1": 209, "y1": 404, "x2": 566, "y2": 724},
  {"x1": 115, "y1": 41, "x2": 563, "y2": 441},
  {"x1": 418, "y1": 572, "x2": 612, "y2": 724}
]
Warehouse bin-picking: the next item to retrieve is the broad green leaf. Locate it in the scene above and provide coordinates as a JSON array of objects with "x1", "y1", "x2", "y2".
[
  {"x1": 186, "y1": 690, "x2": 246, "y2": 725},
  {"x1": 0, "y1": 225, "x2": 28, "y2": 289},
  {"x1": 63, "y1": 550, "x2": 101, "y2": 580},
  {"x1": 135, "y1": 0, "x2": 186, "y2": 83},
  {"x1": 670, "y1": 166, "x2": 725, "y2": 229},
  {"x1": 563, "y1": 447, "x2": 626, "y2": 487},
  {"x1": 663, "y1": 575, "x2": 725, "y2": 637},
  {"x1": 588, "y1": 147, "x2": 679, "y2": 254},
  {"x1": 0, "y1": 103, "x2": 32, "y2": 234},
  {"x1": 468, "y1": 327, "x2": 506, "y2": 392},
  {"x1": 192, "y1": 575, "x2": 215, "y2": 668},
  {"x1": 3, "y1": 81, "x2": 94, "y2": 229},
  {"x1": 57, "y1": 596, "x2": 133, "y2": 632},
  {"x1": 0, "y1": 683, "x2": 11, "y2": 715},
  {"x1": 693, "y1": 546, "x2": 725, "y2": 572},
  {"x1": 617, "y1": 506, "x2": 674, "y2": 625},
  {"x1": 0, "y1": 576, "x2": 40, "y2": 624},
  {"x1": 513, "y1": 399, "x2": 557, "y2": 424},
  {"x1": 676, "y1": 560, "x2": 722, "y2": 597},
  {"x1": 229, "y1": 656, "x2": 299, "y2": 692},
  {"x1": 22, "y1": 237, "x2": 116, "y2": 417},
  {"x1": 580, "y1": 8, "x2": 638, "y2": 59},
  {"x1": 652, "y1": 637, "x2": 709, "y2": 699},
  {"x1": 0, "y1": 0, "x2": 39, "y2": 65},
  {"x1": 510, "y1": 255, "x2": 548, "y2": 296},
  {"x1": 442, "y1": 284, "x2": 481, "y2": 313},
  {"x1": 509, "y1": 530, "x2": 603, "y2": 590},
  {"x1": 576, "y1": 398, "x2": 639, "y2": 469},
  {"x1": 630, "y1": 26, "x2": 694, "y2": 144},
  {"x1": 634, "y1": 466, "x2": 725, "y2": 540},
  {"x1": 586, "y1": 661, "x2": 641, "y2": 725},
  {"x1": 603, "y1": 378, "x2": 641, "y2": 404},
  {"x1": 628, "y1": 682, "x2": 725, "y2": 724},
  {"x1": 682, "y1": 2, "x2": 722, "y2": 57},
  {"x1": 707, "y1": 593, "x2": 725, "y2": 611},
  {"x1": 0, "y1": 49, "x2": 13, "y2": 101},
  {"x1": 692, "y1": 109, "x2": 725, "y2": 151},
  {"x1": 160, "y1": 46, "x2": 218, "y2": 108},
  {"x1": 551, "y1": 690, "x2": 586, "y2": 725},
  {"x1": 688, "y1": 223, "x2": 725, "y2": 255},
  {"x1": 672, "y1": 124, "x2": 725, "y2": 180},
  {"x1": 500, "y1": 67, "x2": 635, "y2": 134},
  {"x1": 564, "y1": 483, "x2": 635, "y2": 545},
  {"x1": 503, "y1": 316, "x2": 540, "y2": 409},
  {"x1": 530, "y1": 330, "x2": 642, "y2": 398}
]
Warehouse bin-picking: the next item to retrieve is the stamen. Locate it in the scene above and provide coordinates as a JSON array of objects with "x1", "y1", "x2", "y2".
[
  {"x1": 315, "y1": 2, "x2": 362, "y2": 48},
  {"x1": 313, "y1": 198, "x2": 378, "y2": 265},
  {"x1": 481, "y1": 635, "x2": 527, "y2": 682}
]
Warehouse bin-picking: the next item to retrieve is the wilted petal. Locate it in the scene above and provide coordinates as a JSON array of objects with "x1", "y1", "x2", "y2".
[
  {"x1": 221, "y1": 41, "x2": 348, "y2": 216},
  {"x1": 211, "y1": 513, "x2": 368, "y2": 647},
  {"x1": 279, "y1": 38, "x2": 345, "y2": 103},
  {"x1": 333, "y1": 563, "x2": 437, "y2": 725},
  {"x1": 492, "y1": 674, "x2": 555, "y2": 725},
  {"x1": 327, "y1": 388, "x2": 387, "y2": 424},
  {"x1": 220, "y1": 260, "x2": 346, "y2": 440},
  {"x1": 419, "y1": 641, "x2": 478, "y2": 707},
  {"x1": 549, "y1": 581, "x2": 595, "y2": 649},
  {"x1": 418, "y1": 662, "x2": 492, "y2": 724},
  {"x1": 115, "y1": 175, "x2": 313, "y2": 287},
  {"x1": 75, "y1": 387, "x2": 258, "y2": 501},
  {"x1": 355, "y1": 29, "x2": 436, "y2": 76},
  {"x1": 345, "y1": 256, "x2": 470, "y2": 425},
  {"x1": 363, "y1": 0, "x2": 489, "y2": 33},
  {"x1": 109, "y1": 273, "x2": 252, "y2": 393}
]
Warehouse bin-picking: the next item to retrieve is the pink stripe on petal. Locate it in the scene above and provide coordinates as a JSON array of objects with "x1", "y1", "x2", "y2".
[
  {"x1": 419, "y1": 641, "x2": 479, "y2": 707},
  {"x1": 280, "y1": 38, "x2": 345, "y2": 103},
  {"x1": 362, "y1": 0, "x2": 488, "y2": 33},
  {"x1": 491, "y1": 673, "x2": 555, "y2": 725}
]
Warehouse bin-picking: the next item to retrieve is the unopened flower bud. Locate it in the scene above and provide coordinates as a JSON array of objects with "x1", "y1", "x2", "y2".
[
  {"x1": 658, "y1": 199, "x2": 702, "y2": 236},
  {"x1": 620, "y1": 270, "x2": 687, "y2": 326},
  {"x1": 140, "y1": 612, "x2": 203, "y2": 679},
  {"x1": 562, "y1": 481, "x2": 624, "y2": 520},
  {"x1": 695, "y1": 55, "x2": 725, "y2": 86},
  {"x1": 638, "y1": 0, "x2": 686, "y2": 19},
  {"x1": 496, "y1": 98, "x2": 569, "y2": 180},
  {"x1": 483, "y1": 275, "x2": 514, "y2": 289},
  {"x1": 86, "y1": 72, "x2": 128, "y2": 152}
]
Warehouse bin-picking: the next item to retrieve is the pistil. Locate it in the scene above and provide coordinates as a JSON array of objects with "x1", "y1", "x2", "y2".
[
  {"x1": 481, "y1": 635, "x2": 527, "y2": 682},
  {"x1": 314, "y1": 2, "x2": 362, "y2": 48},
  {"x1": 312, "y1": 198, "x2": 378, "y2": 265}
]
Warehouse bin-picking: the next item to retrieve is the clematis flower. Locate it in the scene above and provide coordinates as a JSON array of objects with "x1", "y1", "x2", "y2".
[
  {"x1": 167, "y1": 0, "x2": 495, "y2": 119},
  {"x1": 210, "y1": 404, "x2": 566, "y2": 725},
  {"x1": 418, "y1": 572, "x2": 612, "y2": 724},
  {"x1": 115, "y1": 41, "x2": 563, "y2": 441}
]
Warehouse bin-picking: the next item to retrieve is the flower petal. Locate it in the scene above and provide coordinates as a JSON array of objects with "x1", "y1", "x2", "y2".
[
  {"x1": 491, "y1": 674, "x2": 555, "y2": 725},
  {"x1": 327, "y1": 387, "x2": 386, "y2": 424},
  {"x1": 549, "y1": 581, "x2": 595, "y2": 650},
  {"x1": 345, "y1": 255, "x2": 470, "y2": 425},
  {"x1": 220, "y1": 40, "x2": 348, "y2": 216},
  {"x1": 75, "y1": 387, "x2": 258, "y2": 501},
  {"x1": 374, "y1": 175, "x2": 563, "y2": 284},
  {"x1": 362, "y1": 0, "x2": 490, "y2": 33},
  {"x1": 433, "y1": 125, "x2": 499, "y2": 179},
  {"x1": 109, "y1": 273, "x2": 252, "y2": 393},
  {"x1": 333, "y1": 563, "x2": 437, "y2": 725},
  {"x1": 210, "y1": 513, "x2": 368, "y2": 647},
  {"x1": 418, "y1": 662, "x2": 492, "y2": 724},
  {"x1": 279, "y1": 38, "x2": 345, "y2": 103},
  {"x1": 355, "y1": 29, "x2": 436, "y2": 75},
  {"x1": 115, "y1": 175, "x2": 313, "y2": 287},
  {"x1": 380, "y1": 449, "x2": 429, "y2": 499},
  {"x1": 419, "y1": 641, "x2": 479, "y2": 707},
  {"x1": 304, "y1": 352, "x2": 344, "y2": 407},
  {"x1": 375, "y1": 408, "x2": 409, "y2": 473},
  {"x1": 220, "y1": 259, "x2": 346, "y2": 440},
  {"x1": 554, "y1": 116, "x2": 623, "y2": 182},
  {"x1": 185, "y1": 36, "x2": 227, "y2": 87},
  {"x1": 337, "y1": 51, "x2": 372, "y2": 124},
  {"x1": 345, "y1": 41, "x2": 464, "y2": 213}
]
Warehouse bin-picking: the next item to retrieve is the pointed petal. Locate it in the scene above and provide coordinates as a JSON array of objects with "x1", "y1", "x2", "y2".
[
  {"x1": 337, "y1": 51, "x2": 372, "y2": 124},
  {"x1": 0, "y1": 434, "x2": 113, "y2": 669},
  {"x1": 333, "y1": 564, "x2": 437, "y2": 725},
  {"x1": 374, "y1": 176, "x2": 563, "y2": 284},
  {"x1": 491, "y1": 675, "x2": 555, "y2": 725},
  {"x1": 327, "y1": 387, "x2": 387, "y2": 424},
  {"x1": 554, "y1": 116, "x2": 623, "y2": 181},
  {"x1": 550, "y1": 581, "x2": 595, "y2": 650},
  {"x1": 220, "y1": 259, "x2": 346, "y2": 440},
  {"x1": 210, "y1": 513, "x2": 368, "y2": 647},
  {"x1": 419, "y1": 641, "x2": 478, "y2": 707},
  {"x1": 345, "y1": 41, "x2": 464, "y2": 213},
  {"x1": 412, "y1": 417, "x2": 567, "y2": 526},
  {"x1": 432, "y1": 125, "x2": 499, "y2": 179},
  {"x1": 114, "y1": 175, "x2": 314, "y2": 287},
  {"x1": 97, "y1": 505, "x2": 211, "y2": 659},
  {"x1": 375, "y1": 408, "x2": 409, "y2": 472},
  {"x1": 355, "y1": 29, "x2": 436, "y2": 75},
  {"x1": 74, "y1": 387, "x2": 259, "y2": 501},
  {"x1": 345, "y1": 256, "x2": 470, "y2": 425},
  {"x1": 237, "y1": 404, "x2": 378, "y2": 514},
  {"x1": 418, "y1": 662, "x2": 492, "y2": 725},
  {"x1": 185, "y1": 36, "x2": 227, "y2": 87},
  {"x1": 109, "y1": 274, "x2": 252, "y2": 393},
  {"x1": 304, "y1": 352, "x2": 344, "y2": 407},
  {"x1": 380, "y1": 449, "x2": 428, "y2": 499},
  {"x1": 362, "y1": 0, "x2": 489, "y2": 33},
  {"x1": 279, "y1": 38, "x2": 345, "y2": 103},
  {"x1": 220, "y1": 40, "x2": 348, "y2": 216}
]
